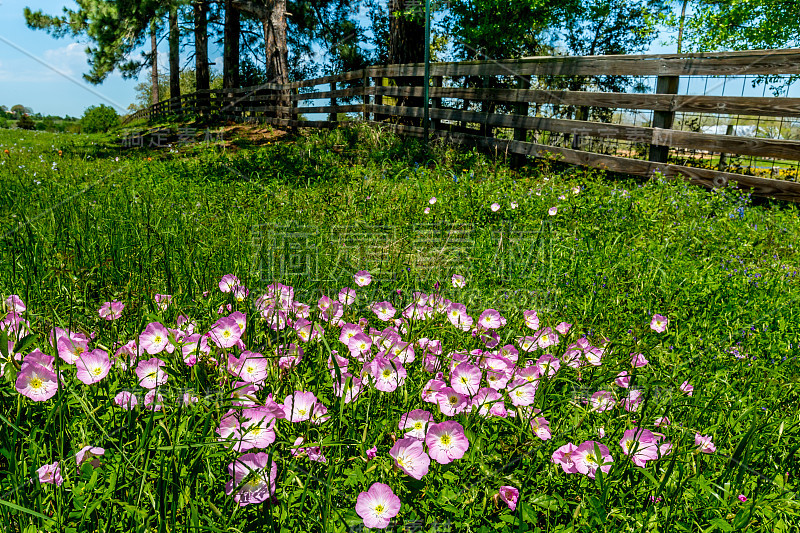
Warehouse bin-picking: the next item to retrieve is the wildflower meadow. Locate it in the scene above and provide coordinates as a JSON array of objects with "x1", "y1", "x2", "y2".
[{"x1": 0, "y1": 125, "x2": 799, "y2": 532}]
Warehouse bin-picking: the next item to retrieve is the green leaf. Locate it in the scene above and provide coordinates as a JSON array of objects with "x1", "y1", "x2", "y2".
[
  {"x1": 13, "y1": 333, "x2": 37, "y2": 354},
  {"x1": 709, "y1": 517, "x2": 734, "y2": 532},
  {"x1": 0, "y1": 499, "x2": 49, "y2": 520},
  {"x1": 0, "y1": 330, "x2": 8, "y2": 357},
  {"x1": 528, "y1": 494, "x2": 560, "y2": 511}
]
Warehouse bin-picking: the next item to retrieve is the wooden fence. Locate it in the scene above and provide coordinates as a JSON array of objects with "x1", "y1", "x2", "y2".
[{"x1": 127, "y1": 49, "x2": 800, "y2": 201}]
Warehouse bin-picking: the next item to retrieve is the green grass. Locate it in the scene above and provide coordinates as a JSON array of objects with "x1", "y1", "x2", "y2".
[{"x1": 0, "y1": 125, "x2": 799, "y2": 533}]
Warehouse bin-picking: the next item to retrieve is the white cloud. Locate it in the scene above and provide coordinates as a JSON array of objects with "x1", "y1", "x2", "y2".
[{"x1": 42, "y1": 42, "x2": 88, "y2": 76}]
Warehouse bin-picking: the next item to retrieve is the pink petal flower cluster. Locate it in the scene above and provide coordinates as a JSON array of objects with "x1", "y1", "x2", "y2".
[
  {"x1": 620, "y1": 428, "x2": 671, "y2": 467},
  {"x1": 15, "y1": 350, "x2": 59, "y2": 401},
  {"x1": 98, "y1": 301, "x2": 124, "y2": 320},
  {"x1": 76, "y1": 446, "x2": 105, "y2": 468},
  {"x1": 292, "y1": 437, "x2": 327, "y2": 463},
  {"x1": 552, "y1": 440, "x2": 613, "y2": 479},
  {"x1": 695, "y1": 433, "x2": 716, "y2": 453}
]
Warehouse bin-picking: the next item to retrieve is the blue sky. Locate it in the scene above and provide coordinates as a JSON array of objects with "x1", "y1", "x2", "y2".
[
  {"x1": 0, "y1": 0, "x2": 227, "y2": 117},
  {"x1": 0, "y1": 0, "x2": 684, "y2": 119}
]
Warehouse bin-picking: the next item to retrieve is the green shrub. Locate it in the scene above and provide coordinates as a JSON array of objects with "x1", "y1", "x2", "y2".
[
  {"x1": 16, "y1": 114, "x2": 35, "y2": 130},
  {"x1": 80, "y1": 104, "x2": 120, "y2": 133}
]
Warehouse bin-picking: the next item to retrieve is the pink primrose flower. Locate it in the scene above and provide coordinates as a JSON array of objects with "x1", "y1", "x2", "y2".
[
  {"x1": 497, "y1": 486, "x2": 519, "y2": 511},
  {"x1": 16, "y1": 362, "x2": 58, "y2": 401},
  {"x1": 650, "y1": 314, "x2": 668, "y2": 333},
  {"x1": 574, "y1": 440, "x2": 613, "y2": 479},
  {"x1": 135, "y1": 357, "x2": 168, "y2": 389},
  {"x1": 425, "y1": 421, "x2": 469, "y2": 464},
  {"x1": 355, "y1": 482, "x2": 401, "y2": 529},
  {"x1": 75, "y1": 349, "x2": 111, "y2": 384},
  {"x1": 390, "y1": 438, "x2": 430, "y2": 479},
  {"x1": 354, "y1": 270, "x2": 372, "y2": 287},
  {"x1": 98, "y1": 301, "x2": 124, "y2": 320},
  {"x1": 219, "y1": 274, "x2": 240, "y2": 293},
  {"x1": 225, "y1": 452, "x2": 277, "y2": 506},
  {"x1": 37, "y1": 461, "x2": 63, "y2": 486},
  {"x1": 399, "y1": 409, "x2": 434, "y2": 440}
]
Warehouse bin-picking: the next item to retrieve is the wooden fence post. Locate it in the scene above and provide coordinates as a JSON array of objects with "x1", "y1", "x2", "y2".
[
  {"x1": 372, "y1": 77, "x2": 383, "y2": 122},
  {"x1": 330, "y1": 81, "x2": 337, "y2": 126},
  {"x1": 290, "y1": 86, "x2": 297, "y2": 131},
  {"x1": 431, "y1": 75, "x2": 443, "y2": 132},
  {"x1": 648, "y1": 75, "x2": 680, "y2": 163},
  {"x1": 718, "y1": 123, "x2": 735, "y2": 171},
  {"x1": 461, "y1": 76, "x2": 470, "y2": 132},
  {"x1": 513, "y1": 76, "x2": 531, "y2": 167},
  {"x1": 362, "y1": 72, "x2": 370, "y2": 122}
]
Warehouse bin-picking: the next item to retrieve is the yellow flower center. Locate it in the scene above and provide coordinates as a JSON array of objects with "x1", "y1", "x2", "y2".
[
  {"x1": 448, "y1": 395, "x2": 458, "y2": 405},
  {"x1": 298, "y1": 409, "x2": 307, "y2": 416},
  {"x1": 374, "y1": 504, "x2": 384, "y2": 513},
  {"x1": 440, "y1": 434, "x2": 452, "y2": 446},
  {"x1": 222, "y1": 330, "x2": 231, "y2": 339},
  {"x1": 246, "y1": 365, "x2": 254, "y2": 373},
  {"x1": 92, "y1": 367, "x2": 103, "y2": 376},
  {"x1": 414, "y1": 422, "x2": 422, "y2": 430},
  {"x1": 30, "y1": 377, "x2": 43, "y2": 389},
  {"x1": 382, "y1": 369, "x2": 392, "y2": 378}
]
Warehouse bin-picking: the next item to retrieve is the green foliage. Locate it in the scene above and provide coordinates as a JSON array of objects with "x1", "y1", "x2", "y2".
[
  {"x1": 79, "y1": 104, "x2": 120, "y2": 133},
  {"x1": 132, "y1": 69, "x2": 224, "y2": 110},
  {"x1": 10, "y1": 104, "x2": 31, "y2": 119},
  {"x1": 669, "y1": 0, "x2": 800, "y2": 52},
  {"x1": 24, "y1": 0, "x2": 169, "y2": 84},
  {"x1": 16, "y1": 115, "x2": 35, "y2": 130}
]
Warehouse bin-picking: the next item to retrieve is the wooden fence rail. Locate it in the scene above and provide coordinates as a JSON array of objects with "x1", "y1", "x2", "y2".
[{"x1": 125, "y1": 48, "x2": 800, "y2": 201}]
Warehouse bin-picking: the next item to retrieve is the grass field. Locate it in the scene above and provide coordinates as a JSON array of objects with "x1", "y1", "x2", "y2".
[{"x1": 0, "y1": 124, "x2": 799, "y2": 533}]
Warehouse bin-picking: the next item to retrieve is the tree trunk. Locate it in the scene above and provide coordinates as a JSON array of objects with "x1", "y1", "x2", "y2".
[
  {"x1": 264, "y1": 0, "x2": 288, "y2": 84},
  {"x1": 265, "y1": 0, "x2": 288, "y2": 118},
  {"x1": 232, "y1": 0, "x2": 289, "y2": 119},
  {"x1": 169, "y1": 5, "x2": 181, "y2": 112},
  {"x1": 194, "y1": 0, "x2": 210, "y2": 113},
  {"x1": 150, "y1": 20, "x2": 159, "y2": 106},
  {"x1": 223, "y1": 0, "x2": 240, "y2": 89},
  {"x1": 388, "y1": 0, "x2": 425, "y2": 124}
]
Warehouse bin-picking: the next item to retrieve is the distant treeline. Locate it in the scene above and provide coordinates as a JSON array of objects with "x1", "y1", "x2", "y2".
[{"x1": 0, "y1": 105, "x2": 80, "y2": 132}]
